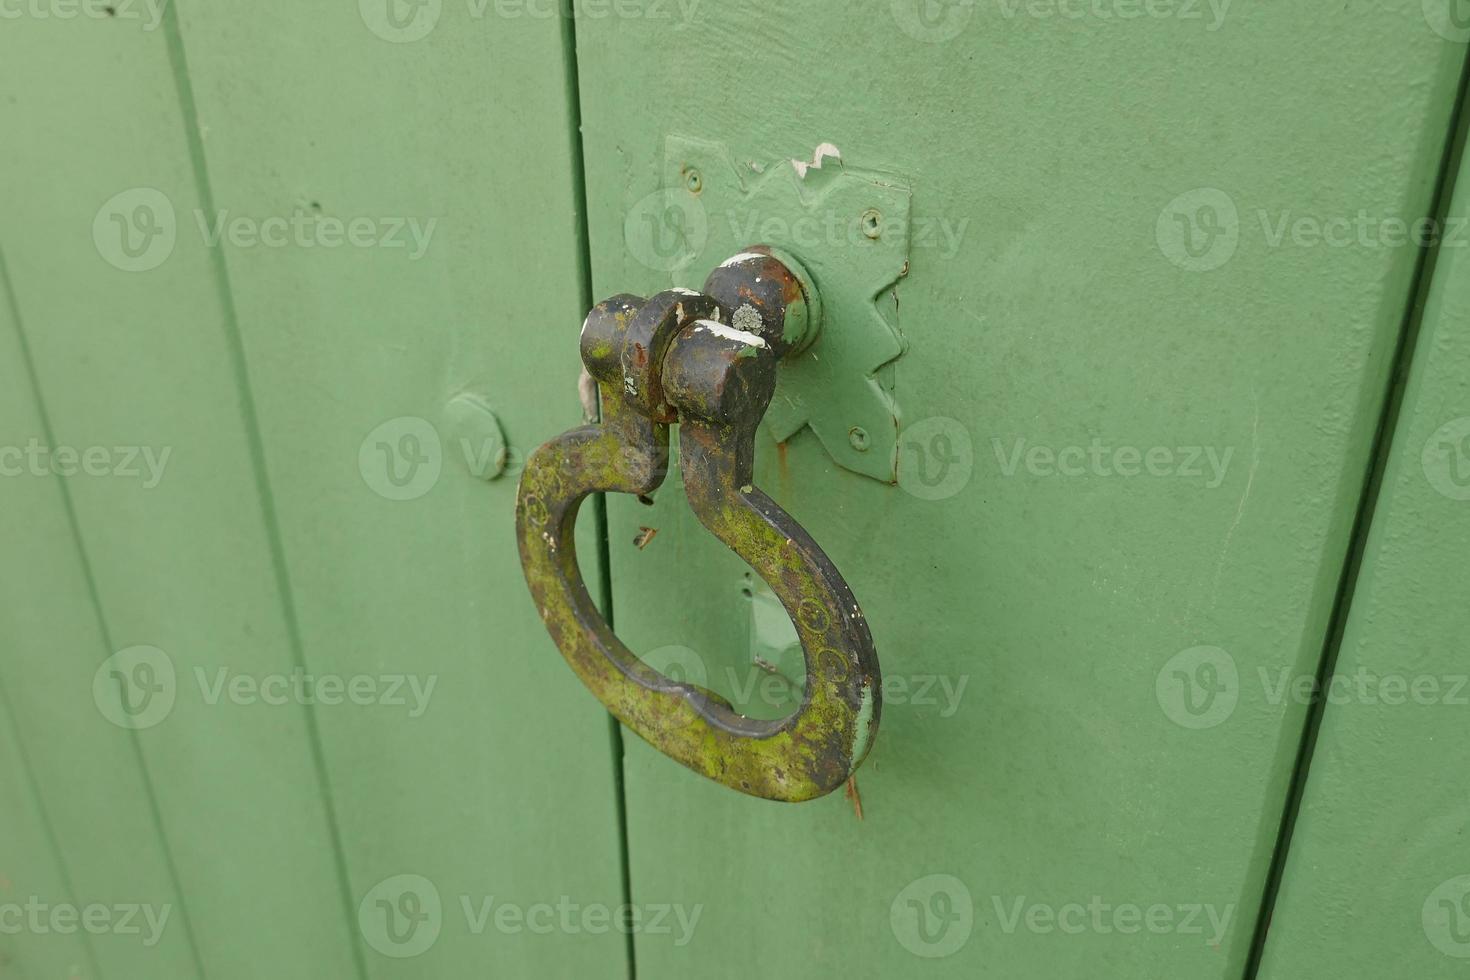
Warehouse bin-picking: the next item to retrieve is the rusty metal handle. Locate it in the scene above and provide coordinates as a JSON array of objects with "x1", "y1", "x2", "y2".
[{"x1": 514, "y1": 249, "x2": 881, "y2": 802}]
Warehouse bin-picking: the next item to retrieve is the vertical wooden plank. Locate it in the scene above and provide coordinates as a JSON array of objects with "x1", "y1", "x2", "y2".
[
  {"x1": 106, "y1": 0, "x2": 624, "y2": 976},
  {"x1": 0, "y1": 16, "x2": 364, "y2": 980},
  {"x1": 571, "y1": 3, "x2": 1467, "y2": 978},
  {"x1": 0, "y1": 263, "x2": 198, "y2": 979},
  {"x1": 1257, "y1": 90, "x2": 1470, "y2": 980}
]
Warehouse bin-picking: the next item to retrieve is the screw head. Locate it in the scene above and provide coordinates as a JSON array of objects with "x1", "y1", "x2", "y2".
[{"x1": 848, "y1": 426, "x2": 871, "y2": 452}]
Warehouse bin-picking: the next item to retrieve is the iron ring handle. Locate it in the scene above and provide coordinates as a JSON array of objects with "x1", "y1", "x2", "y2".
[{"x1": 515, "y1": 250, "x2": 882, "y2": 802}]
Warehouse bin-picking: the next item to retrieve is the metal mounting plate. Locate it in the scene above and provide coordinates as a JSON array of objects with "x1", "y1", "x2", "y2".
[{"x1": 659, "y1": 135, "x2": 911, "y2": 482}]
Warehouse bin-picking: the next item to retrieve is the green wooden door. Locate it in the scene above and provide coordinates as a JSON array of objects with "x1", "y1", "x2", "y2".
[{"x1": 3, "y1": 2, "x2": 1469, "y2": 979}]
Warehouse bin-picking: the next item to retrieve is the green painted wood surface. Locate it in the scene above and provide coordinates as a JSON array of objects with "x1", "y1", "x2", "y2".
[
  {"x1": 0, "y1": 710, "x2": 94, "y2": 980},
  {"x1": 5, "y1": 3, "x2": 1469, "y2": 978},
  {"x1": 0, "y1": 7, "x2": 626, "y2": 979},
  {"x1": 575, "y1": 3, "x2": 1468, "y2": 978},
  {"x1": 0, "y1": 267, "x2": 196, "y2": 978},
  {"x1": 1255, "y1": 94, "x2": 1470, "y2": 980}
]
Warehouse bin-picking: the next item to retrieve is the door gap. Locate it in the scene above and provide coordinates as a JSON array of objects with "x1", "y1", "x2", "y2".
[{"x1": 556, "y1": 2, "x2": 637, "y2": 977}]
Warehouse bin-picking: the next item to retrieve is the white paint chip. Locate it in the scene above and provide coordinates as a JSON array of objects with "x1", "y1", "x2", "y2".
[
  {"x1": 719, "y1": 251, "x2": 765, "y2": 268},
  {"x1": 692, "y1": 318, "x2": 767, "y2": 349},
  {"x1": 792, "y1": 142, "x2": 842, "y2": 179}
]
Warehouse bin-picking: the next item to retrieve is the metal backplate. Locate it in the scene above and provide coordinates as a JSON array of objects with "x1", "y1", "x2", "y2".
[{"x1": 660, "y1": 135, "x2": 911, "y2": 482}]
